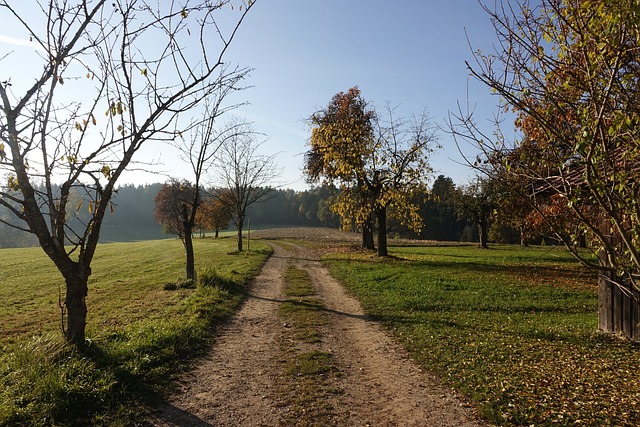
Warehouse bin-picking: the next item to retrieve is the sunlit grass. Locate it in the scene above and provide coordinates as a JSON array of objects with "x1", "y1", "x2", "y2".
[
  {"x1": 0, "y1": 237, "x2": 270, "y2": 426},
  {"x1": 0, "y1": 238, "x2": 261, "y2": 345},
  {"x1": 324, "y1": 244, "x2": 640, "y2": 426}
]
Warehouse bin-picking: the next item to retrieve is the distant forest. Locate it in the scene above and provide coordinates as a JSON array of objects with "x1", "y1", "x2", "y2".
[{"x1": 0, "y1": 175, "x2": 486, "y2": 249}]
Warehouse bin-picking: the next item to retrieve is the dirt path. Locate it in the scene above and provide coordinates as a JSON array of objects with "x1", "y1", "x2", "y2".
[{"x1": 146, "y1": 241, "x2": 485, "y2": 426}]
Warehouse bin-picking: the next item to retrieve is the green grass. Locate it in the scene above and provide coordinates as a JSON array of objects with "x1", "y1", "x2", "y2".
[
  {"x1": 0, "y1": 237, "x2": 271, "y2": 426},
  {"x1": 324, "y1": 244, "x2": 640, "y2": 426}
]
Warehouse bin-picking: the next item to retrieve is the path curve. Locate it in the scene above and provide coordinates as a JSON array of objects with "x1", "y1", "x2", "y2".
[{"x1": 146, "y1": 241, "x2": 485, "y2": 426}]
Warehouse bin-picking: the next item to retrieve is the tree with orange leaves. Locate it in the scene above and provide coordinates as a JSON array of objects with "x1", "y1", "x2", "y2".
[
  {"x1": 195, "y1": 195, "x2": 232, "y2": 238},
  {"x1": 454, "y1": 0, "x2": 640, "y2": 338}
]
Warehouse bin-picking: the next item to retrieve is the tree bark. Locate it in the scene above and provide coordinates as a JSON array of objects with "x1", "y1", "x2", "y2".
[
  {"x1": 478, "y1": 220, "x2": 488, "y2": 249},
  {"x1": 362, "y1": 215, "x2": 375, "y2": 250},
  {"x1": 376, "y1": 205, "x2": 388, "y2": 257},
  {"x1": 185, "y1": 227, "x2": 195, "y2": 280},
  {"x1": 236, "y1": 213, "x2": 244, "y2": 252},
  {"x1": 237, "y1": 225, "x2": 243, "y2": 251},
  {"x1": 64, "y1": 267, "x2": 90, "y2": 345},
  {"x1": 182, "y1": 204, "x2": 196, "y2": 280}
]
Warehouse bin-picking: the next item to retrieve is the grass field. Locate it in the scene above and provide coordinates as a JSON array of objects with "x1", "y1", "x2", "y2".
[
  {"x1": 0, "y1": 237, "x2": 270, "y2": 426},
  {"x1": 324, "y1": 244, "x2": 640, "y2": 426}
]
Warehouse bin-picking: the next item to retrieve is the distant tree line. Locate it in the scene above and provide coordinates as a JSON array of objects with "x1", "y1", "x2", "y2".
[
  {"x1": 0, "y1": 183, "x2": 165, "y2": 248},
  {"x1": 2, "y1": 176, "x2": 547, "y2": 249}
]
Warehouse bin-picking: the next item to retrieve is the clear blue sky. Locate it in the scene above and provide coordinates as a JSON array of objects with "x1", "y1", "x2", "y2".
[
  {"x1": 0, "y1": 0, "x2": 509, "y2": 190},
  {"x1": 219, "y1": 0, "x2": 509, "y2": 190}
]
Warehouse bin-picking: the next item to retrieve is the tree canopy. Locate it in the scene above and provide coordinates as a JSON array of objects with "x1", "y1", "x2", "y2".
[
  {"x1": 453, "y1": 0, "x2": 640, "y2": 337},
  {"x1": 464, "y1": 0, "x2": 640, "y2": 272},
  {"x1": 306, "y1": 87, "x2": 437, "y2": 256}
]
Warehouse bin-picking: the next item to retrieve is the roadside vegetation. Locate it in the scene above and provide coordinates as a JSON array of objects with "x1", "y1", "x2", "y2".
[
  {"x1": 0, "y1": 238, "x2": 270, "y2": 426},
  {"x1": 324, "y1": 244, "x2": 640, "y2": 426},
  {"x1": 277, "y1": 263, "x2": 343, "y2": 425}
]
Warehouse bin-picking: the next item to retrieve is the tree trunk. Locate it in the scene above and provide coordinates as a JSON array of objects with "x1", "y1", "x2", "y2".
[
  {"x1": 478, "y1": 220, "x2": 488, "y2": 249},
  {"x1": 376, "y1": 206, "x2": 388, "y2": 257},
  {"x1": 185, "y1": 226, "x2": 195, "y2": 280},
  {"x1": 598, "y1": 270, "x2": 640, "y2": 340},
  {"x1": 519, "y1": 227, "x2": 528, "y2": 247},
  {"x1": 578, "y1": 232, "x2": 587, "y2": 248},
  {"x1": 237, "y1": 225, "x2": 244, "y2": 251},
  {"x1": 362, "y1": 215, "x2": 375, "y2": 250},
  {"x1": 64, "y1": 270, "x2": 89, "y2": 345},
  {"x1": 215, "y1": 228, "x2": 219, "y2": 238},
  {"x1": 182, "y1": 204, "x2": 195, "y2": 280}
]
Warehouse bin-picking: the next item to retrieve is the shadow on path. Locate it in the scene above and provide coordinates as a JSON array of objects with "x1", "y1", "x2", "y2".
[
  {"x1": 144, "y1": 402, "x2": 214, "y2": 427},
  {"x1": 246, "y1": 292, "x2": 371, "y2": 322}
]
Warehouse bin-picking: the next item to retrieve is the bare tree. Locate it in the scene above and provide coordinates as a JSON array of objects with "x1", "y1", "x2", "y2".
[
  {"x1": 213, "y1": 119, "x2": 280, "y2": 251},
  {"x1": 170, "y1": 97, "x2": 251, "y2": 280},
  {"x1": 0, "y1": 0, "x2": 256, "y2": 345}
]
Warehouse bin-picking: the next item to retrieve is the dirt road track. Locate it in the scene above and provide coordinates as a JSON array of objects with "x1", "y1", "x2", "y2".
[{"x1": 146, "y1": 240, "x2": 485, "y2": 426}]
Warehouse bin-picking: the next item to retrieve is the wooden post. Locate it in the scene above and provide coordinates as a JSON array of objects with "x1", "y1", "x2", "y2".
[
  {"x1": 596, "y1": 218, "x2": 640, "y2": 340},
  {"x1": 598, "y1": 272, "x2": 613, "y2": 333},
  {"x1": 597, "y1": 270, "x2": 640, "y2": 340}
]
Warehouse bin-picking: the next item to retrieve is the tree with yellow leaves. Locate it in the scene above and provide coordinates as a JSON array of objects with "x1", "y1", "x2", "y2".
[{"x1": 306, "y1": 87, "x2": 437, "y2": 256}]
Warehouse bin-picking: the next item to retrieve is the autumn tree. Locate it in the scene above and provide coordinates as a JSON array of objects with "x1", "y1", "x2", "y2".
[
  {"x1": 196, "y1": 195, "x2": 232, "y2": 238},
  {"x1": 154, "y1": 179, "x2": 198, "y2": 273},
  {"x1": 0, "y1": 0, "x2": 255, "y2": 344},
  {"x1": 154, "y1": 179, "x2": 197, "y2": 236},
  {"x1": 306, "y1": 87, "x2": 437, "y2": 256},
  {"x1": 455, "y1": 0, "x2": 640, "y2": 338},
  {"x1": 455, "y1": 177, "x2": 496, "y2": 249},
  {"x1": 213, "y1": 120, "x2": 280, "y2": 251},
  {"x1": 305, "y1": 87, "x2": 376, "y2": 249}
]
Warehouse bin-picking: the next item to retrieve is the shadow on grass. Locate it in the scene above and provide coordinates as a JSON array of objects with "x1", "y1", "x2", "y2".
[
  {"x1": 324, "y1": 254, "x2": 598, "y2": 348},
  {"x1": 327, "y1": 253, "x2": 596, "y2": 291},
  {"x1": 63, "y1": 277, "x2": 250, "y2": 425},
  {"x1": 410, "y1": 258, "x2": 590, "y2": 282},
  {"x1": 370, "y1": 309, "x2": 597, "y2": 347}
]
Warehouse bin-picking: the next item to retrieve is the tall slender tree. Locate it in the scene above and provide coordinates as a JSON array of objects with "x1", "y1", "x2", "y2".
[
  {"x1": 171, "y1": 102, "x2": 251, "y2": 279},
  {"x1": 214, "y1": 120, "x2": 280, "y2": 251}
]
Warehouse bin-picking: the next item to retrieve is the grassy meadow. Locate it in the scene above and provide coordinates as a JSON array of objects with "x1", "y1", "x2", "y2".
[
  {"x1": 0, "y1": 237, "x2": 271, "y2": 426},
  {"x1": 324, "y1": 244, "x2": 640, "y2": 426}
]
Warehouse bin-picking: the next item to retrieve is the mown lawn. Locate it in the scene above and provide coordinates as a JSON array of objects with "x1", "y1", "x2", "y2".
[
  {"x1": 324, "y1": 244, "x2": 640, "y2": 426},
  {"x1": 0, "y1": 237, "x2": 270, "y2": 426}
]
